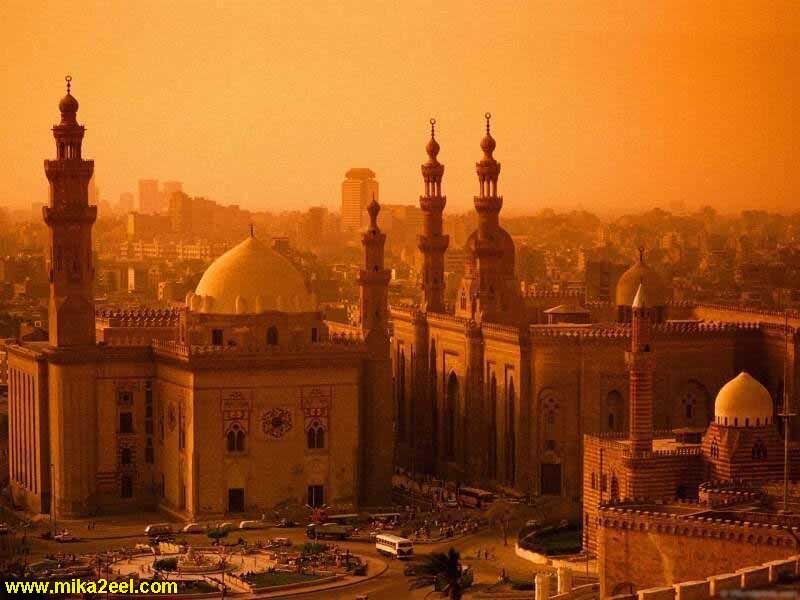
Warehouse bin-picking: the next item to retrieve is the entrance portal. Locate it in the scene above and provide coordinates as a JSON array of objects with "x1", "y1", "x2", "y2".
[{"x1": 228, "y1": 488, "x2": 245, "y2": 512}]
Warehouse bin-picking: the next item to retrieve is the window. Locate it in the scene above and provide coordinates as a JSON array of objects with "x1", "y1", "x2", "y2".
[
  {"x1": 591, "y1": 472, "x2": 597, "y2": 490},
  {"x1": 146, "y1": 420, "x2": 154, "y2": 435},
  {"x1": 307, "y1": 423, "x2": 326, "y2": 449},
  {"x1": 120, "y1": 447, "x2": 132, "y2": 465},
  {"x1": 117, "y1": 390, "x2": 133, "y2": 405},
  {"x1": 311, "y1": 327, "x2": 318, "y2": 343},
  {"x1": 212, "y1": 329, "x2": 224, "y2": 345},
  {"x1": 752, "y1": 440, "x2": 768, "y2": 460},
  {"x1": 307, "y1": 484, "x2": 325, "y2": 508},
  {"x1": 121, "y1": 475, "x2": 133, "y2": 499},
  {"x1": 145, "y1": 440, "x2": 154, "y2": 464},
  {"x1": 460, "y1": 292, "x2": 467, "y2": 311},
  {"x1": 119, "y1": 412, "x2": 134, "y2": 434},
  {"x1": 226, "y1": 425, "x2": 246, "y2": 453},
  {"x1": 267, "y1": 326, "x2": 279, "y2": 346}
]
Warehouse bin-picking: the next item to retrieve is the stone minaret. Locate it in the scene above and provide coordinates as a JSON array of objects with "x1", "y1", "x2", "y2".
[
  {"x1": 626, "y1": 283, "x2": 655, "y2": 453},
  {"x1": 455, "y1": 113, "x2": 521, "y2": 324},
  {"x1": 358, "y1": 196, "x2": 390, "y2": 335},
  {"x1": 44, "y1": 76, "x2": 97, "y2": 347},
  {"x1": 418, "y1": 119, "x2": 449, "y2": 313},
  {"x1": 358, "y1": 196, "x2": 394, "y2": 504}
]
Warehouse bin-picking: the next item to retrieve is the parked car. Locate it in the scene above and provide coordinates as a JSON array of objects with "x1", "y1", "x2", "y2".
[
  {"x1": 278, "y1": 518, "x2": 298, "y2": 528},
  {"x1": 145, "y1": 523, "x2": 173, "y2": 537},
  {"x1": 181, "y1": 523, "x2": 205, "y2": 534},
  {"x1": 238, "y1": 520, "x2": 266, "y2": 530},
  {"x1": 54, "y1": 530, "x2": 78, "y2": 543},
  {"x1": 0, "y1": 523, "x2": 10, "y2": 536},
  {"x1": 218, "y1": 522, "x2": 235, "y2": 533},
  {"x1": 272, "y1": 537, "x2": 292, "y2": 547}
]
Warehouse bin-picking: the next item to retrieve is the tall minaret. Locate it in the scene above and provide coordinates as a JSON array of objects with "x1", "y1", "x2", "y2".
[
  {"x1": 626, "y1": 283, "x2": 655, "y2": 454},
  {"x1": 359, "y1": 196, "x2": 390, "y2": 335},
  {"x1": 44, "y1": 76, "x2": 97, "y2": 347},
  {"x1": 418, "y1": 118, "x2": 449, "y2": 313}
]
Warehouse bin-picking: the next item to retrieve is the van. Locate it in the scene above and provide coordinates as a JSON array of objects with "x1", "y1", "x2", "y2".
[{"x1": 144, "y1": 523, "x2": 173, "y2": 536}]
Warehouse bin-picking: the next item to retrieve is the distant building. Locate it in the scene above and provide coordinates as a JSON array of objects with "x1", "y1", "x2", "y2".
[
  {"x1": 138, "y1": 179, "x2": 160, "y2": 214},
  {"x1": 160, "y1": 181, "x2": 183, "y2": 213},
  {"x1": 117, "y1": 192, "x2": 135, "y2": 214},
  {"x1": 341, "y1": 168, "x2": 378, "y2": 233}
]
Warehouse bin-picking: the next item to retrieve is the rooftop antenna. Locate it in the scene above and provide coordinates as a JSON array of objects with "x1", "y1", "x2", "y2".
[{"x1": 780, "y1": 310, "x2": 796, "y2": 513}]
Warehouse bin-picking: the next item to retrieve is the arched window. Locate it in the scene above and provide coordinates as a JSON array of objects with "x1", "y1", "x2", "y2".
[
  {"x1": 752, "y1": 440, "x2": 767, "y2": 460},
  {"x1": 267, "y1": 326, "x2": 279, "y2": 346},
  {"x1": 397, "y1": 350, "x2": 407, "y2": 441},
  {"x1": 121, "y1": 475, "x2": 133, "y2": 499},
  {"x1": 604, "y1": 390, "x2": 623, "y2": 433},
  {"x1": 610, "y1": 475, "x2": 620, "y2": 500},
  {"x1": 307, "y1": 422, "x2": 326, "y2": 449},
  {"x1": 487, "y1": 374, "x2": 498, "y2": 479},
  {"x1": 710, "y1": 439, "x2": 719, "y2": 459},
  {"x1": 460, "y1": 292, "x2": 467, "y2": 311},
  {"x1": 120, "y1": 447, "x2": 132, "y2": 465},
  {"x1": 227, "y1": 424, "x2": 246, "y2": 453},
  {"x1": 445, "y1": 372, "x2": 459, "y2": 460},
  {"x1": 506, "y1": 377, "x2": 516, "y2": 486}
]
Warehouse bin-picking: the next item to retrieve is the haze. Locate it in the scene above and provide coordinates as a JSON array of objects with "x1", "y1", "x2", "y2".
[{"x1": 1, "y1": 0, "x2": 797, "y2": 215}]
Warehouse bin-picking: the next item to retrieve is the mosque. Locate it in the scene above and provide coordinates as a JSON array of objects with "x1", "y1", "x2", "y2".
[
  {"x1": 390, "y1": 111, "x2": 800, "y2": 512},
  {"x1": 6, "y1": 82, "x2": 393, "y2": 519}
]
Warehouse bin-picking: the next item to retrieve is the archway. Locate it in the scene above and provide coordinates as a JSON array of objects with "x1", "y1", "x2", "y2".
[{"x1": 445, "y1": 372, "x2": 459, "y2": 461}]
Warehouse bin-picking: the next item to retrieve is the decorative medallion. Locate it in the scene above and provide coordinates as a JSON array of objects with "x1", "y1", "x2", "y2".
[{"x1": 262, "y1": 407, "x2": 293, "y2": 439}]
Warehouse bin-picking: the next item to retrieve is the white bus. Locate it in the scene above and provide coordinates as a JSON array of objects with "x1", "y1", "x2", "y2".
[{"x1": 375, "y1": 534, "x2": 414, "y2": 559}]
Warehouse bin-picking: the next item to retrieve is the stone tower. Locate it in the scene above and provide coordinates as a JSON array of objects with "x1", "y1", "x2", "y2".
[
  {"x1": 418, "y1": 119, "x2": 449, "y2": 313},
  {"x1": 44, "y1": 76, "x2": 97, "y2": 347},
  {"x1": 44, "y1": 78, "x2": 99, "y2": 517},
  {"x1": 358, "y1": 196, "x2": 391, "y2": 335},
  {"x1": 358, "y1": 196, "x2": 394, "y2": 504},
  {"x1": 626, "y1": 283, "x2": 655, "y2": 454},
  {"x1": 455, "y1": 113, "x2": 521, "y2": 324}
]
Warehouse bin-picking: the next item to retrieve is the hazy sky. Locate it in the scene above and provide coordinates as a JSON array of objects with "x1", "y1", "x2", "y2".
[{"x1": 1, "y1": 1, "x2": 797, "y2": 215}]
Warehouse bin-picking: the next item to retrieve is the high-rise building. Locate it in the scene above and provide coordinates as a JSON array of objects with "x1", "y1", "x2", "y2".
[
  {"x1": 161, "y1": 181, "x2": 183, "y2": 213},
  {"x1": 341, "y1": 168, "x2": 378, "y2": 233},
  {"x1": 138, "y1": 179, "x2": 160, "y2": 214}
]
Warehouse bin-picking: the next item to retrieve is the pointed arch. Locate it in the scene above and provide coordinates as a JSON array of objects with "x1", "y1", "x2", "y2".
[
  {"x1": 445, "y1": 371, "x2": 459, "y2": 460},
  {"x1": 506, "y1": 376, "x2": 516, "y2": 485},
  {"x1": 487, "y1": 372, "x2": 498, "y2": 479}
]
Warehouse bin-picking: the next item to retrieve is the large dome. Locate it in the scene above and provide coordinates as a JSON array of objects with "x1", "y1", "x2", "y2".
[
  {"x1": 714, "y1": 372, "x2": 774, "y2": 426},
  {"x1": 190, "y1": 236, "x2": 314, "y2": 314},
  {"x1": 615, "y1": 253, "x2": 668, "y2": 306}
]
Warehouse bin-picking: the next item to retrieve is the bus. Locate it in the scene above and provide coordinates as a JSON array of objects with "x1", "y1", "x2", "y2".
[
  {"x1": 457, "y1": 487, "x2": 496, "y2": 509},
  {"x1": 375, "y1": 534, "x2": 414, "y2": 559},
  {"x1": 306, "y1": 522, "x2": 353, "y2": 540},
  {"x1": 327, "y1": 513, "x2": 360, "y2": 526}
]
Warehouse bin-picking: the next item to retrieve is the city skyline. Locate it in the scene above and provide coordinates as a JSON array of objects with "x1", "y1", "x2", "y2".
[{"x1": 1, "y1": 1, "x2": 797, "y2": 215}]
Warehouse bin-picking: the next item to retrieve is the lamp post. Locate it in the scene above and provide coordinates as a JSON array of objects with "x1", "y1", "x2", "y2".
[{"x1": 50, "y1": 463, "x2": 56, "y2": 537}]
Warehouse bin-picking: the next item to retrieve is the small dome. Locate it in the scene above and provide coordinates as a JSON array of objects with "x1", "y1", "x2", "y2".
[
  {"x1": 480, "y1": 132, "x2": 496, "y2": 157},
  {"x1": 714, "y1": 372, "x2": 774, "y2": 426},
  {"x1": 193, "y1": 236, "x2": 314, "y2": 314},
  {"x1": 59, "y1": 93, "x2": 79, "y2": 114},
  {"x1": 426, "y1": 136, "x2": 440, "y2": 161},
  {"x1": 616, "y1": 252, "x2": 668, "y2": 306}
]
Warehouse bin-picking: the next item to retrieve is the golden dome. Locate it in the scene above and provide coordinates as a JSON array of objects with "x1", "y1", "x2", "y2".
[
  {"x1": 615, "y1": 251, "x2": 668, "y2": 306},
  {"x1": 714, "y1": 372, "x2": 774, "y2": 426},
  {"x1": 192, "y1": 236, "x2": 314, "y2": 314}
]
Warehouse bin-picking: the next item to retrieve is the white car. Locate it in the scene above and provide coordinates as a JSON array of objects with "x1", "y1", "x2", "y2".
[
  {"x1": 181, "y1": 523, "x2": 205, "y2": 534},
  {"x1": 218, "y1": 522, "x2": 235, "y2": 533},
  {"x1": 55, "y1": 530, "x2": 78, "y2": 543},
  {"x1": 238, "y1": 520, "x2": 265, "y2": 530}
]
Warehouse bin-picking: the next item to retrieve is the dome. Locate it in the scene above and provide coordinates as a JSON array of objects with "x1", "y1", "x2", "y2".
[
  {"x1": 615, "y1": 252, "x2": 668, "y2": 306},
  {"x1": 193, "y1": 236, "x2": 314, "y2": 314},
  {"x1": 426, "y1": 136, "x2": 440, "y2": 161},
  {"x1": 480, "y1": 133, "x2": 496, "y2": 157},
  {"x1": 59, "y1": 93, "x2": 79, "y2": 114},
  {"x1": 714, "y1": 372, "x2": 775, "y2": 426}
]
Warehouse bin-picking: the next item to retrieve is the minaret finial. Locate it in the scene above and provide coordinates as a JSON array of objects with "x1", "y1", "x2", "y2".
[
  {"x1": 367, "y1": 193, "x2": 380, "y2": 230},
  {"x1": 249, "y1": 223, "x2": 254, "y2": 238},
  {"x1": 65, "y1": 75, "x2": 72, "y2": 95},
  {"x1": 430, "y1": 118, "x2": 436, "y2": 139},
  {"x1": 485, "y1": 112, "x2": 491, "y2": 135},
  {"x1": 638, "y1": 245, "x2": 645, "y2": 263}
]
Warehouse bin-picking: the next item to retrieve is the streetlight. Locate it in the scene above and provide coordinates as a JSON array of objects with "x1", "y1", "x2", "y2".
[{"x1": 50, "y1": 463, "x2": 56, "y2": 537}]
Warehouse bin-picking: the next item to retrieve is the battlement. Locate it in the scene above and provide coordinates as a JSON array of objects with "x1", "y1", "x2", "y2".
[
  {"x1": 598, "y1": 504, "x2": 798, "y2": 547},
  {"x1": 96, "y1": 308, "x2": 181, "y2": 328},
  {"x1": 152, "y1": 336, "x2": 364, "y2": 358}
]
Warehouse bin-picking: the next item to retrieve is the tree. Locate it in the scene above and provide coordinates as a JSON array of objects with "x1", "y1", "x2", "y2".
[
  {"x1": 486, "y1": 500, "x2": 515, "y2": 546},
  {"x1": 409, "y1": 548, "x2": 466, "y2": 600}
]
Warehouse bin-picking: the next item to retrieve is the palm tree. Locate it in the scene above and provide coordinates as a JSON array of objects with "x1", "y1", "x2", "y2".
[{"x1": 409, "y1": 548, "x2": 466, "y2": 600}]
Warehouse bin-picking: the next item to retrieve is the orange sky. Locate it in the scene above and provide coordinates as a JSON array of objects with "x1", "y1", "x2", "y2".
[{"x1": 1, "y1": 1, "x2": 797, "y2": 215}]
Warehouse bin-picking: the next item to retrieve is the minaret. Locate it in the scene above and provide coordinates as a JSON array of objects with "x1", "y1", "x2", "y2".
[
  {"x1": 418, "y1": 118, "x2": 449, "y2": 313},
  {"x1": 44, "y1": 76, "x2": 97, "y2": 347},
  {"x1": 359, "y1": 196, "x2": 391, "y2": 335},
  {"x1": 626, "y1": 283, "x2": 655, "y2": 454}
]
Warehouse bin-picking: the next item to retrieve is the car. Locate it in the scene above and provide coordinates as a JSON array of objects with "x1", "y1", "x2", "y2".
[
  {"x1": 181, "y1": 523, "x2": 205, "y2": 534},
  {"x1": 525, "y1": 519, "x2": 541, "y2": 529},
  {"x1": 218, "y1": 522, "x2": 235, "y2": 533},
  {"x1": 272, "y1": 537, "x2": 292, "y2": 547},
  {"x1": 444, "y1": 499, "x2": 459, "y2": 509},
  {"x1": 278, "y1": 518, "x2": 298, "y2": 528},
  {"x1": 54, "y1": 531, "x2": 78, "y2": 543},
  {"x1": 144, "y1": 523, "x2": 174, "y2": 537},
  {"x1": 0, "y1": 523, "x2": 10, "y2": 536},
  {"x1": 238, "y1": 520, "x2": 266, "y2": 530}
]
